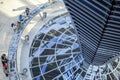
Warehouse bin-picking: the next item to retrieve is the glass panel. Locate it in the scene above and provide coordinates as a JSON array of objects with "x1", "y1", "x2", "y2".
[
  {"x1": 41, "y1": 62, "x2": 57, "y2": 74},
  {"x1": 60, "y1": 61, "x2": 75, "y2": 73},
  {"x1": 58, "y1": 76, "x2": 64, "y2": 80},
  {"x1": 57, "y1": 58, "x2": 73, "y2": 66},
  {"x1": 56, "y1": 54, "x2": 72, "y2": 60},
  {"x1": 35, "y1": 33, "x2": 45, "y2": 40},
  {"x1": 40, "y1": 49, "x2": 55, "y2": 55},
  {"x1": 56, "y1": 44, "x2": 70, "y2": 48},
  {"x1": 43, "y1": 34, "x2": 54, "y2": 41},
  {"x1": 32, "y1": 57, "x2": 39, "y2": 66},
  {"x1": 64, "y1": 31, "x2": 73, "y2": 36},
  {"x1": 107, "y1": 75, "x2": 111, "y2": 80},
  {"x1": 110, "y1": 73, "x2": 117, "y2": 80},
  {"x1": 81, "y1": 71, "x2": 86, "y2": 78},
  {"x1": 39, "y1": 56, "x2": 47, "y2": 65},
  {"x1": 43, "y1": 69, "x2": 61, "y2": 80},
  {"x1": 33, "y1": 76, "x2": 44, "y2": 80},
  {"x1": 48, "y1": 29, "x2": 61, "y2": 37},
  {"x1": 58, "y1": 28, "x2": 66, "y2": 32},
  {"x1": 117, "y1": 67, "x2": 120, "y2": 72},
  {"x1": 32, "y1": 40, "x2": 41, "y2": 47},
  {"x1": 112, "y1": 61, "x2": 118, "y2": 69},
  {"x1": 31, "y1": 67, "x2": 40, "y2": 77}
]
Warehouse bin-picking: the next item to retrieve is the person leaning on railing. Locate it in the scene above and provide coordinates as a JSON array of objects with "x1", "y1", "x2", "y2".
[
  {"x1": 1, "y1": 54, "x2": 9, "y2": 77},
  {"x1": 16, "y1": 21, "x2": 22, "y2": 29},
  {"x1": 1, "y1": 54, "x2": 8, "y2": 64},
  {"x1": 25, "y1": 8, "x2": 30, "y2": 17},
  {"x1": 11, "y1": 23, "x2": 17, "y2": 32},
  {"x1": 18, "y1": 14, "x2": 24, "y2": 22}
]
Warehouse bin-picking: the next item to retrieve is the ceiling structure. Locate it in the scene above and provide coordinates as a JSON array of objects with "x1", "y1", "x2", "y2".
[{"x1": 64, "y1": 0, "x2": 120, "y2": 65}]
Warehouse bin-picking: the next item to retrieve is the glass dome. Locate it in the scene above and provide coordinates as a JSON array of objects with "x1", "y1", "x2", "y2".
[{"x1": 29, "y1": 13, "x2": 84, "y2": 80}]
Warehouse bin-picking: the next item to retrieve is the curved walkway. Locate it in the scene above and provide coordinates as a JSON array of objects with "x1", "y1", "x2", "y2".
[
  {"x1": 8, "y1": 1, "x2": 67, "y2": 80},
  {"x1": 17, "y1": 2, "x2": 67, "y2": 80}
]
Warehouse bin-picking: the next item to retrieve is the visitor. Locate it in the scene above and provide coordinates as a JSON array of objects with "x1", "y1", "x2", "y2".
[
  {"x1": 25, "y1": 35, "x2": 29, "y2": 42},
  {"x1": 17, "y1": 21, "x2": 22, "y2": 29},
  {"x1": 18, "y1": 14, "x2": 24, "y2": 22},
  {"x1": 1, "y1": 54, "x2": 8, "y2": 64},
  {"x1": 43, "y1": 12, "x2": 47, "y2": 18},
  {"x1": 21, "y1": 35, "x2": 29, "y2": 44},
  {"x1": 25, "y1": 8, "x2": 30, "y2": 16},
  {"x1": 11, "y1": 23, "x2": 17, "y2": 32}
]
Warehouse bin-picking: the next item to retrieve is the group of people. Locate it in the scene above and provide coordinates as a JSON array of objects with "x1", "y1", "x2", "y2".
[
  {"x1": 1, "y1": 54, "x2": 9, "y2": 77},
  {"x1": 11, "y1": 8, "x2": 30, "y2": 32}
]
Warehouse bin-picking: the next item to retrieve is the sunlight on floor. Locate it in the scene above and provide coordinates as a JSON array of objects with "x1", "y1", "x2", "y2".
[{"x1": 0, "y1": 0, "x2": 48, "y2": 17}]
